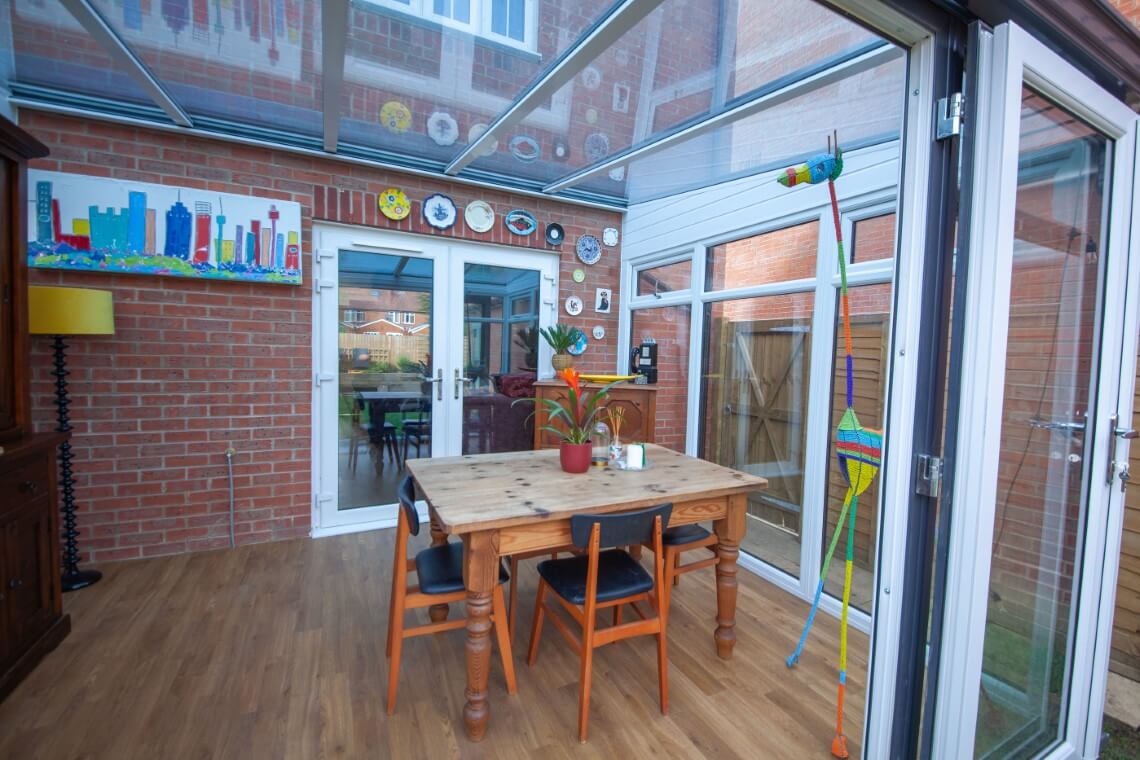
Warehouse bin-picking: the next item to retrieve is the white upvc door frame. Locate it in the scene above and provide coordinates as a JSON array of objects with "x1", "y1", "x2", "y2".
[
  {"x1": 311, "y1": 224, "x2": 560, "y2": 535},
  {"x1": 931, "y1": 22, "x2": 1140, "y2": 760}
]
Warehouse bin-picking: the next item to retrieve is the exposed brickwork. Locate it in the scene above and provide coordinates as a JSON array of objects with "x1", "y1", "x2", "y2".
[
  {"x1": 19, "y1": 110, "x2": 622, "y2": 563},
  {"x1": 1110, "y1": 0, "x2": 1140, "y2": 28}
]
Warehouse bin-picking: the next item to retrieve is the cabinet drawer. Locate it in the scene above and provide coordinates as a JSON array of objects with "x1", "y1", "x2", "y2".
[{"x1": 0, "y1": 456, "x2": 52, "y2": 517}]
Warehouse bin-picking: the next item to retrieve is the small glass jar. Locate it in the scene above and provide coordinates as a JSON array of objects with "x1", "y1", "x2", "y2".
[{"x1": 591, "y1": 421, "x2": 611, "y2": 467}]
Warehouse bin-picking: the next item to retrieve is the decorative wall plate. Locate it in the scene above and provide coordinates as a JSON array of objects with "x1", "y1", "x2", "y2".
[
  {"x1": 426, "y1": 111, "x2": 458, "y2": 146},
  {"x1": 553, "y1": 138, "x2": 570, "y2": 162},
  {"x1": 564, "y1": 295, "x2": 583, "y2": 316},
  {"x1": 508, "y1": 135, "x2": 540, "y2": 162},
  {"x1": 602, "y1": 227, "x2": 619, "y2": 247},
  {"x1": 572, "y1": 268, "x2": 586, "y2": 283},
  {"x1": 592, "y1": 325, "x2": 606, "y2": 340},
  {"x1": 467, "y1": 123, "x2": 498, "y2": 157},
  {"x1": 584, "y1": 132, "x2": 610, "y2": 162},
  {"x1": 608, "y1": 166, "x2": 626, "y2": 182},
  {"x1": 423, "y1": 193, "x2": 457, "y2": 230},
  {"x1": 380, "y1": 101, "x2": 412, "y2": 134},
  {"x1": 464, "y1": 200, "x2": 495, "y2": 233},
  {"x1": 584, "y1": 108, "x2": 599, "y2": 125},
  {"x1": 581, "y1": 66, "x2": 602, "y2": 90},
  {"x1": 504, "y1": 209, "x2": 537, "y2": 236},
  {"x1": 379, "y1": 188, "x2": 411, "y2": 221},
  {"x1": 567, "y1": 330, "x2": 588, "y2": 355},
  {"x1": 576, "y1": 235, "x2": 602, "y2": 265},
  {"x1": 544, "y1": 223, "x2": 565, "y2": 246}
]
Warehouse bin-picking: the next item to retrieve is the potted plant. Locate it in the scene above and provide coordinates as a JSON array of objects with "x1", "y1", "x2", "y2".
[
  {"x1": 540, "y1": 323, "x2": 582, "y2": 372},
  {"x1": 536, "y1": 367, "x2": 620, "y2": 473}
]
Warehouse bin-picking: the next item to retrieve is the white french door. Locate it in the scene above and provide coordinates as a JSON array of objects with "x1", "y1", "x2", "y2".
[
  {"x1": 311, "y1": 225, "x2": 558, "y2": 535},
  {"x1": 932, "y1": 22, "x2": 1139, "y2": 760}
]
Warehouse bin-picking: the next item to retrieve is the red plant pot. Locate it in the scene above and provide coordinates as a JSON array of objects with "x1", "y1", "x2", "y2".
[{"x1": 559, "y1": 442, "x2": 592, "y2": 474}]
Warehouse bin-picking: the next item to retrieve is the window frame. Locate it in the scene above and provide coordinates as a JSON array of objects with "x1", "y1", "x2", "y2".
[{"x1": 367, "y1": 0, "x2": 538, "y2": 53}]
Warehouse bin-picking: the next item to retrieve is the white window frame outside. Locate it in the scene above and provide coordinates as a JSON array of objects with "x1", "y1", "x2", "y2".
[{"x1": 365, "y1": 0, "x2": 538, "y2": 53}]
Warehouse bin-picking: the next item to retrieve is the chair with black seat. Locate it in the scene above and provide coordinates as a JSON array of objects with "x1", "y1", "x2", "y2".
[
  {"x1": 641, "y1": 523, "x2": 719, "y2": 611},
  {"x1": 386, "y1": 476, "x2": 516, "y2": 714},
  {"x1": 401, "y1": 396, "x2": 431, "y2": 461},
  {"x1": 526, "y1": 503, "x2": 672, "y2": 742}
]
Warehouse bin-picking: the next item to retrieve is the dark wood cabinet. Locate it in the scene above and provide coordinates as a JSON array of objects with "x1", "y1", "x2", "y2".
[
  {"x1": 0, "y1": 115, "x2": 67, "y2": 703},
  {"x1": 532, "y1": 380, "x2": 658, "y2": 450}
]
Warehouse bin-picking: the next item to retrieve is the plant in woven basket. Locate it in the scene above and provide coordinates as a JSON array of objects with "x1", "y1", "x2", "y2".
[{"x1": 540, "y1": 323, "x2": 582, "y2": 371}]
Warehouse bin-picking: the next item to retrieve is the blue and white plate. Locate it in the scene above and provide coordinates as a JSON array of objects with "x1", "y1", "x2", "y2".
[
  {"x1": 423, "y1": 193, "x2": 457, "y2": 230},
  {"x1": 504, "y1": 209, "x2": 537, "y2": 236},
  {"x1": 567, "y1": 330, "x2": 588, "y2": 355},
  {"x1": 576, "y1": 234, "x2": 602, "y2": 265},
  {"x1": 509, "y1": 135, "x2": 540, "y2": 162}
]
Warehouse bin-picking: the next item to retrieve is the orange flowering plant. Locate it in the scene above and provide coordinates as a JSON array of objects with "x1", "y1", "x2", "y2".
[{"x1": 537, "y1": 367, "x2": 621, "y2": 444}]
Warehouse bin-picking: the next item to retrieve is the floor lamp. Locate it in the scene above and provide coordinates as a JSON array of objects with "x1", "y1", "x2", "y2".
[{"x1": 28, "y1": 286, "x2": 115, "y2": 592}]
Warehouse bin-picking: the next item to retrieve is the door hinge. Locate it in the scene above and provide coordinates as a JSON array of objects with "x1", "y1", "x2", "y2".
[
  {"x1": 316, "y1": 248, "x2": 335, "y2": 260},
  {"x1": 314, "y1": 279, "x2": 334, "y2": 294},
  {"x1": 935, "y1": 92, "x2": 963, "y2": 140},
  {"x1": 915, "y1": 454, "x2": 944, "y2": 498},
  {"x1": 314, "y1": 373, "x2": 335, "y2": 387}
]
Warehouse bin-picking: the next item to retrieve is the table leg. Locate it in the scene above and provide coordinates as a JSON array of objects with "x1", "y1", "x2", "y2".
[
  {"x1": 463, "y1": 531, "x2": 499, "y2": 741},
  {"x1": 713, "y1": 494, "x2": 747, "y2": 660},
  {"x1": 428, "y1": 512, "x2": 450, "y2": 623}
]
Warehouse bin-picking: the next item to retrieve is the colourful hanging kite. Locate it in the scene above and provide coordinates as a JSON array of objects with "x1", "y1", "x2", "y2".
[{"x1": 780, "y1": 139, "x2": 883, "y2": 760}]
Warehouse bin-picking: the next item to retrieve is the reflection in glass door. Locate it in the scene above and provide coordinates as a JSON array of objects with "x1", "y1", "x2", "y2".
[
  {"x1": 973, "y1": 87, "x2": 1108, "y2": 759},
  {"x1": 460, "y1": 264, "x2": 542, "y2": 455},
  {"x1": 337, "y1": 250, "x2": 435, "y2": 510}
]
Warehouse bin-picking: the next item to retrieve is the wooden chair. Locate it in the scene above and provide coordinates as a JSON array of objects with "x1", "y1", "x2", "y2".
[
  {"x1": 401, "y1": 397, "x2": 431, "y2": 461},
  {"x1": 526, "y1": 503, "x2": 673, "y2": 742},
  {"x1": 348, "y1": 393, "x2": 399, "y2": 473},
  {"x1": 641, "y1": 524, "x2": 719, "y2": 610},
  {"x1": 386, "y1": 476, "x2": 516, "y2": 714}
]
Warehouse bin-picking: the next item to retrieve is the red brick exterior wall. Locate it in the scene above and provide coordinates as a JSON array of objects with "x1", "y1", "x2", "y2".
[{"x1": 19, "y1": 110, "x2": 622, "y2": 563}]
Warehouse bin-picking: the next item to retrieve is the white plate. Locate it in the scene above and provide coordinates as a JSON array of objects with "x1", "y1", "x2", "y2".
[
  {"x1": 467, "y1": 123, "x2": 498, "y2": 157},
  {"x1": 602, "y1": 227, "x2": 619, "y2": 247},
  {"x1": 565, "y1": 296, "x2": 583, "y2": 316},
  {"x1": 423, "y1": 194, "x2": 457, "y2": 230},
  {"x1": 427, "y1": 111, "x2": 458, "y2": 146},
  {"x1": 464, "y1": 200, "x2": 495, "y2": 233},
  {"x1": 592, "y1": 325, "x2": 605, "y2": 340}
]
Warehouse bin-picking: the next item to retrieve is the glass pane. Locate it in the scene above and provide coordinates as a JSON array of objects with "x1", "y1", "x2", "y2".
[
  {"x1": 701, "y1": 292, "x2": 814, "y2": 579},
  {"x1": 462, "y1": 263, "x2": 540, "y2": 454},
  {"x1": 86, "y1": 0, "x2": 324, "y2": 136},
  {"x1": 10, "y1": 0, "x2": 155, "y2": 106},
  {"x1": 851, "y1": 213, "x2": 896, "y2": 263},
  {"x1": 822, "y1": 282, "x2": 893, "y2": 613},
  {"x1": 636, "y1": 259, "x2": 691, "y2": 297},
  {"x1": 630, "y1": 306, "x2": 690, "y2": 452},
  {"x1": 706, "y1": 221, "x2": 819, "y2": 292},
  {"x1": 973, "y1": 88, "x2": 1110, "y2": 758},
  {"x1": 338, "y1": 251, "x2": 433, "y2": 510},
  {"x1": 462, "y1": 0, "x2": 887, "y2": 199}
]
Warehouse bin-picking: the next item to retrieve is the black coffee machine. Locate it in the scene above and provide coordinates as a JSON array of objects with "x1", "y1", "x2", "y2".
[{"x1": 630, "y1": 337, "x2": 658, "y2": 384}]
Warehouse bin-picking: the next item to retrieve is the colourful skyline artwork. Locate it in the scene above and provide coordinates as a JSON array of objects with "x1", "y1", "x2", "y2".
[{"x1": 27, "y1": 171, "x2": 303, "y2": 285}]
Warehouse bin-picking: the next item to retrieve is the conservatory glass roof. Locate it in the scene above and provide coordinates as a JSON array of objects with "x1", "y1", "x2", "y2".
[{"x1": 4, "y1": 0, "x2": 906, "y2": 207}]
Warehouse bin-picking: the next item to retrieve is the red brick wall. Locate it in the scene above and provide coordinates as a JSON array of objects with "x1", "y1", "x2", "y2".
[
  {"x1": 19, "y1": 110, "x2": 622, "y2": 563},
  {"x1": 1110, "y1": 0, "x2": 1140, "y2": 28}
]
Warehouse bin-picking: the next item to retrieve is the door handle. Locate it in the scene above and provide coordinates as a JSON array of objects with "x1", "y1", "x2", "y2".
[
  {"x1": 1029, "y1": 418, "x2": 1085, "y2": 433},
  {"x1": 1114, "y1": 426, "x2": 1138, "y2": 440},
  {"x1": 431, "y1": 369, "x2": 443, "y2": 401},
  {"x1": 454, "y1": 369, "x2": 471, "y2": 399}
]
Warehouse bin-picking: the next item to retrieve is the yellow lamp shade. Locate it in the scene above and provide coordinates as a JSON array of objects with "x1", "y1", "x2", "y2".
[{"x1": 28, "y1": 286, "x2": 115, "y2": 336}]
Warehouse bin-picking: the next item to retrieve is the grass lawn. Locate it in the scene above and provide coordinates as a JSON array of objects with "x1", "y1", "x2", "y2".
[{"x1": 1102, "y1": 714, "x2": 1140, "y2": 760}]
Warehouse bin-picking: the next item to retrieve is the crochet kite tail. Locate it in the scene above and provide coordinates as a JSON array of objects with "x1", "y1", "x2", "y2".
[{"x1": 832, "y1": 494, "x2": 858, "y2": 759}]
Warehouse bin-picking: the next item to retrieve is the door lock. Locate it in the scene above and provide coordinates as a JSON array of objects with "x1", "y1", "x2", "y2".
[
  {"x1": 432, "y1": 369, "x2": 443, "y2": 401},
  {"x1": 1120, "y1": 464, "x2": 1131, "y2": 493},
  {"x1": 1107, "y1": 414, "x2": 1136, "y2": 486},
  {"x1": 454, "y1": 369, "x2": 471, "y2": 399}
]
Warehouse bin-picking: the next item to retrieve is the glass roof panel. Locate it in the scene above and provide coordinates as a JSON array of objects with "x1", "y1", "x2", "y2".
[
  {"x1": 620, "y1": 55, "x2": 907, "y2": 204},
  {"x1": 10, "y1": 0, "x2": 155, "y2": 107},
  {"x1": 84, "y1": 0, "x2": 324, "y2": 137},
  {"x1": 338, "y1": 0, "x2": 615, "y2": 167},
  {"x1": 459, "y1": 0, "x2": 886, "y2": 197}
]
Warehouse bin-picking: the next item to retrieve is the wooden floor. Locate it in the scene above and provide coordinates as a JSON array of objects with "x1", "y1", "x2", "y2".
[{"x1": 0, "y1": 530, "x2": 867, "y2": 759}]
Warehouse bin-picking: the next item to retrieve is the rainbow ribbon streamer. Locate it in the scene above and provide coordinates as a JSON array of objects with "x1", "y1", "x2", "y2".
[{"x1": 779, "y1": 145, "x2": 883, "y2": 759}]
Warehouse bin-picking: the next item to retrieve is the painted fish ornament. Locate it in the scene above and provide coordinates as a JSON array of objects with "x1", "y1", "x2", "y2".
[{"x1": 781, "y1": 138, "x2": 879, "y2": 760}]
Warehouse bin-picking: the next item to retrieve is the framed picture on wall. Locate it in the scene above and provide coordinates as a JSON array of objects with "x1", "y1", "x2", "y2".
[{"x1": 595, "y1": 288, "x2": 612, "y2": 313}]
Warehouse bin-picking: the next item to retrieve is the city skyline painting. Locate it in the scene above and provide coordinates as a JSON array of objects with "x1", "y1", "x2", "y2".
[{"x1": 27, "y1": 170, "x2": 303, "y2": 285}]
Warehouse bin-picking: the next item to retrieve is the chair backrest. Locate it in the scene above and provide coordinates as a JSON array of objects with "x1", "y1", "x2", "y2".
[
  {"x1": 397, "y1": 476, "x2": 420, "y2": 536},
  {"x1": 569, "y1": 503, "x2": 673, "y2": 549}
]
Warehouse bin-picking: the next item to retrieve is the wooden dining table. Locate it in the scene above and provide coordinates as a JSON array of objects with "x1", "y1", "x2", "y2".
[{"x1": 405, "y1": 443, "x2": 767, "y2": 741}]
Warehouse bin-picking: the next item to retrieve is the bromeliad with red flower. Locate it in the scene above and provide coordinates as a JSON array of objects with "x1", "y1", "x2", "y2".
[{"x1": 538, "y1": 367, "x2": 621, "y2": 445}]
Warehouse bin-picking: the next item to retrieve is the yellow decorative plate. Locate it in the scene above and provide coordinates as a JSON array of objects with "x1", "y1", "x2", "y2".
[
  {"x1": 578, "y1": 374, "x2": 637, "y2": 383},
  {"x1": 378, "y1": 188, "x2": 410, "y2": 221},
  {"x1": 380, "y1": 101, "x2": 412, "y2": 134}
]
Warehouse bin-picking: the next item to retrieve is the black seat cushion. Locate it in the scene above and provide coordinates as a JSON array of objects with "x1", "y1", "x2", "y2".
[
  {"x1": 537, "y1": 549, "x2": 653, "y2": 605},
  {"x1": 414, "y1": 542, "x2": 509, "y2": 595},
  {"x1": 662, "y1": 524, "x2": 712, "y2": 546}
]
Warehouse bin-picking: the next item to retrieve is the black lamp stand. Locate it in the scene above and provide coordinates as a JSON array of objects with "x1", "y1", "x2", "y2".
[{"x1": 52, "y1": 335, "x2": 101, "y2": 592}]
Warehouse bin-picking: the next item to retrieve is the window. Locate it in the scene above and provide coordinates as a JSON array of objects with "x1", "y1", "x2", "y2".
[
  {"x1": 403, "y1": 312, "x2": 416, "y2": 325},
  {"x1": 364, "y1": 0, "x2": 536, "y2": 52},
  {"x1": 636, "y1": 259, "x2": 692, "y2": 297},
  {"x1": 343, "y1": 308, "x2": 365, "y2": 324},
  {"x1": 386, "y1": 310, "x2": 398, "y2": 323}
]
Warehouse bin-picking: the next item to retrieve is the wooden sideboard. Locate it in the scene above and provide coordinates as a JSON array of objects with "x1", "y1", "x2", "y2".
[
  {"x1": 532, "y1": 380, "x2": 658, "y2": 450},
  {"x1": 0, "y1": 114, "x2": 68, "y2": 702}
]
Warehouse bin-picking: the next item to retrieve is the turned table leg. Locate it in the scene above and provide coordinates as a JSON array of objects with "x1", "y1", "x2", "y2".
[
  {"x1": 463, "y1": 531, "x2": 499, "y2": 741},
  {"x1": 428, "y1": 512, "x2": 450, "y2": 623},
  {"x1": 713, "y1": 494, "x2": 747, "y2": 660}
]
